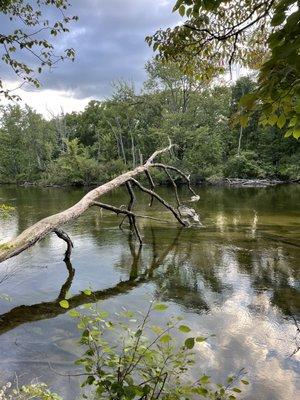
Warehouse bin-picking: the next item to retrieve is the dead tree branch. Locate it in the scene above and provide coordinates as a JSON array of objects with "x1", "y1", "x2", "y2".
[
  {"x1": 0, "y1": 142, "x2": 197, "y2": 263},
  {"x1": 145, "y1": 170, "x2": 155, "y2": 207},
  {"x1": 129, "y1": 178, "x2": 187, "y2": 226},
  {"x1": 54, "y1": 229, "x2": 73, "y2": 261},
  {"x1": 119, "y1": 181, "x2": 136, "y2": 230},
  {"x1": 92, "y1": 202, "x2": 143, "y2": 244},
  {"x1": 152, "y1": 163, "x2": 198, "y2": 199},
  {"x1": 161, "y1": 166, "x2": 180, "y2": 207}
]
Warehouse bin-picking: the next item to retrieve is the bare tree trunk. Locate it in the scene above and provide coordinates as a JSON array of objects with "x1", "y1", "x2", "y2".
[
  {"x1": 237, "y1": 125, "x2": 243, "y2": 156},
  {"x1": 130, "y1": 132, "x2": 136, "y2": 167},
  {"x1": 0, "y1": 142, "x2": 198, "y2": 264},
  {"x1": 115, "y1": 117, "x2": 127, "y2": 165}
]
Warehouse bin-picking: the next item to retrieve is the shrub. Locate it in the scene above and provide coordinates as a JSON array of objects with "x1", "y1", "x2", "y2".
[
  {"x1": 278, "y1": 154, "x2": 300, "y2": 180},
  {"x1": 224, "y1": 151, "x2": 265, "y2": 179},
  {"x1": 0, "y1": 382, "x2": 62, "y2": 400},
  {"x1": 69, "y1": 301, "x2": 248, "y2": 399},
  {"x1": 1, "y1": 302, "x2": 248, "y2": 399},
  {"x1": 97, "y1": 159, "x2": 127, "y2": 182},
  {"x1": 43, "y1": 139, "x2": 102, "y2": 186}
]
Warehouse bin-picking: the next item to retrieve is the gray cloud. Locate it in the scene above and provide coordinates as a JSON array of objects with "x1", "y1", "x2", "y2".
[{"x1": 0, "y1": 0, "x2": 179, "y2": 99}]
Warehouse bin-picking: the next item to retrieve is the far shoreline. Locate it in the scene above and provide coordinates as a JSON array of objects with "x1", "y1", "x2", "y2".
[{"x1": 0, "y1": 178, "x2": 299, "y2": 190}]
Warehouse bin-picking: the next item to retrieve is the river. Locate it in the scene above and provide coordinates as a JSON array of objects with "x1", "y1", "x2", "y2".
[{"x1": 0, "y1": 184, "x2": 299, "y2": 399}]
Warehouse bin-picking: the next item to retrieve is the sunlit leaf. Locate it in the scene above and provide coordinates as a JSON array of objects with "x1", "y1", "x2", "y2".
[
  {"x1": 160, "y1": 334, "x2": 172, "y2": 343},
  {"x1": 200, "y1": 374, "x2": 210, "y2": 384},
  {"x1": 69, "y1": 309, "x2": 80, "y2": 318},
  {"x1": 153, "y1": 303, "x2": 168, "y2": 311},
  {"x1": 59, "y1": 299, "x2": 69, "y2": 309},
  {"x1": 179, "y1": 324, "x2": 191, "y2": 333}
]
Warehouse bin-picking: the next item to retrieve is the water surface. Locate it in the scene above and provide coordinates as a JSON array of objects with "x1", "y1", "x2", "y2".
[{"x1": 0, "y1": 184, "x2": 299, "y2": 399}]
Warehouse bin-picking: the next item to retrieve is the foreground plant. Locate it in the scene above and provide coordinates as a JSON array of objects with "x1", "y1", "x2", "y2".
[
  {"x1": 0, "y1": 301, "x2": 248, "y2": 399},
  {"x1": 70, "y1": 301, "x2": 248, "y2": 399},
  {"x1": 0, "y1": 381, "x2": 62, "y2": 400},
  {"x1": 0, "y1": 204, "x2": 15, "y2": 219}
]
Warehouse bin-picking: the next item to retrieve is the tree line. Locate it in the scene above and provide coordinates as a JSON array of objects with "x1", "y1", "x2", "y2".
[{"x1": 0, "y1": 60, "x2": 299, "y2": 186}]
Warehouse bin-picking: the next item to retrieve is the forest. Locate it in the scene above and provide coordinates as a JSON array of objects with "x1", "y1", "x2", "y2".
[
  {"x1": 0, "y1": 0, "x2": 300, "y2": 399},
  {"x1": 1, "y1": 60, "x2": 299, "y2": 187}
]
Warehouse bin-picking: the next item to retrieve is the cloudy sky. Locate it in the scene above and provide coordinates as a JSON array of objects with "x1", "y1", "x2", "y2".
[{"x1": 1, "y1": 0, "x2": 181, "y2": 116}]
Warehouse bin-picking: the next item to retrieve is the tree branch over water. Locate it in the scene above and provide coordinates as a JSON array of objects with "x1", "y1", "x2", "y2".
[{"x1": 0, "y1": 142, "x2": 199, "y2": 263}]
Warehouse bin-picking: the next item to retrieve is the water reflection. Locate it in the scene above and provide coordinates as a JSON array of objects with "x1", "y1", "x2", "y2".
[
  {"x1": 0, "y1": 185, "x2": 299, "y2": 399},
  {"x1": 0, "y1": 228, "x2": 183, "y2": 336}
]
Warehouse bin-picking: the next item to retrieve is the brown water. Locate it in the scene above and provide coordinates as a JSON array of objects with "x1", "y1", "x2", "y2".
[{"x1": 0, "y1": 184, "x2": 299, "y2": 399}]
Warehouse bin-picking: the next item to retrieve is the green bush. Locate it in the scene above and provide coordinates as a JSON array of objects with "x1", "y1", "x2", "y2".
[
  {"x1": 1, "y1": 302, "x2": 248, "y2": 399},
  {"x1": 97, "y1": 159, "x2": 127, "y2": 182},
  {"x1": 70, "y1": 301, "x2": 247, "y2": 400},
  {"x1": 224, "y1": 151, "x2": 265, "y2": 179},
  {"x1": 278, "y1": 154, "x2": 300, "y2": 180},
  {"x1": 43, "y1": 139, "x2": 102, "y2": 186},
  {"x1": 0, "y1": 382, "x2": 62, "y2": 399}
]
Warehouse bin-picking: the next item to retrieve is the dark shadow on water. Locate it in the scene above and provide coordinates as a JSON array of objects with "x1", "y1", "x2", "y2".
[{"x1": 0, "y1": 228, "x2": 185, "y2": 336}]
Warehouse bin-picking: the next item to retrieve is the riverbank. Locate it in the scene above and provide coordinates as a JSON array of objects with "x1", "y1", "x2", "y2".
[
  {"x1": 209, "y1": 178, "x2": 300, "y2": 187},
  {"x1": 3, "y1": 177, "x2": 298, "y2": 189}
]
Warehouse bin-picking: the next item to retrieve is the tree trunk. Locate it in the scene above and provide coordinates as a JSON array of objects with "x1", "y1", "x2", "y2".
[{"x1": 0, "y1": 143, "x2": 194, "y2": 263}]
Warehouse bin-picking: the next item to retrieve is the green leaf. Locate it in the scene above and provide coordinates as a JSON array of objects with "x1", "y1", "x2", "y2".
[
  {"x1": 268, "y1": 114, "x2": 278, "y2": 126},
  {"x1": 69, "y1": 309, "x2": 80, "y2": 318},
  {"x1": 293, "y1": 127, "x2": 300, "y2": 139},
  {"x1": 59, "y1": 299, "x2": 69, "y2": 309},
  {"x1": 151, "y1": 325, "x2": 164, "y2": 335},
  {"x1": 271, "y1": 11, "x2": 286, "y2": 26},
  {"x1": 200, "y1": 374, "x2": 210, "y2": 384},
  {"x1": 239, "y1": 115, "x2": 249, "y2": 128},
  {"x1": 241, "y1": 379, "x2": 249, "y2": 385},
  {"x1": 178, "y1": 4, "x2": 185, "y2": 17},
  {"x1": 193, "y1": 387, "x2": 208, "y2": 396},
  {"x1": 284, "y1": 129, "x2": 293, "y2": 137},
  {"x1": 196, "y1": 336, "x2": 207, "y2": 342},
  {"x1": 135, "y1": 329, "x2": 142, "y2": 337},
  {"x1": 153, "y1": 303, "x2": 168, "y2": 311},
  {"x1": 172, "y1": 0, "x2": 184, "y2": 12},
  {"x1": 277, "y1": 113, "x2": 286, "y2": 129},
  {"x1": 83, "y1": 289, "x2": 92, "y2": 295},
  {"x1": 179, "y1": 324, "x2": 191, "y2": 333},
  {"x1": 239, "y1": 93, "x2": 256, "y2": 109},
  {"x1": 185, "y1": 337, "x2": 195, "y2": 349},
  {"x1": 160, "y1": 334, "x2": 172, "y2": 343}
]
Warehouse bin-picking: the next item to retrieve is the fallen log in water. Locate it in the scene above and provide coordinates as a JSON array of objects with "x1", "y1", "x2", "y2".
[
  {"x1": 0, "y1": 142, "x2": 199, "y2": 263},
  {"x1": 225, "y1": 178, "x2": 284, "y2": 187}
]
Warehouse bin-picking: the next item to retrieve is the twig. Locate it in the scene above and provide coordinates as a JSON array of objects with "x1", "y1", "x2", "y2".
[
  {"x1": 129, "y1": 178, "x2": 187, "y2": 226},
  {"x1": 145, "y1": 170, "x2": 155, "y2": 207},
  {"x1": 54, "y1": 229, "x2": 73, "y2": 261},
  {"x1": 152, "y1": 163, "x2": 198, "y2": 198},
  {"x1": 161, "y1": 166, "x2": 181, "y2": 207}
]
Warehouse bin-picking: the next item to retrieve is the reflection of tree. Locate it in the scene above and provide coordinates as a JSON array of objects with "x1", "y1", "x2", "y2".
[
  {"x1": 0, "y1": 228, "x2": 183, "y2": 336},
  {"x1": 1, "y1": 219, "x2": 299, "y2": 336},
  {"x1": 152, "y1": 237, "x2": 227, "y2": 312},
  {"x1": 233, "y1": 243, "x2": 300, "y2": 316}
]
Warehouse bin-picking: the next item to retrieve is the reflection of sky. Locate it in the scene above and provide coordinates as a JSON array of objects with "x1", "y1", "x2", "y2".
[{"x1": 0, "y1": 185, "x2": 299, "y2": 399}]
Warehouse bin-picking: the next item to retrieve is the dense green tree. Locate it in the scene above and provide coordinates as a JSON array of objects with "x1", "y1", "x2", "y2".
[
  {"x1": 147, "y1": 0, "x2": 300, "y2": 138},
  {"x1": 0, "y1": 0, "x2": 77, "y2": 100},
  {"x1": 0, "y1": 104, "x2": 56, "y2": 182},
  {"x1": 0, "y1": 64, "x2": 299, "y2": 185}
]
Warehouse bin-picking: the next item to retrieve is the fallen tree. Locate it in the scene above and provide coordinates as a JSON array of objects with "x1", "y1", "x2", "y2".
[{"x1": 0, "y1": 142, "x2": 199, "y2": 263}]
